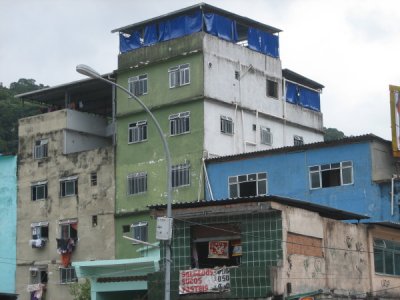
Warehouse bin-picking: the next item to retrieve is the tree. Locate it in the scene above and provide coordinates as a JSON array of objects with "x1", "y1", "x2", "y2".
[
  {"x1": 69, "y1": 279, "x2": 91, "y2": 300},
  {"x1": 0, "y1": 79, "x2": 46, "y2": 154},
  {"x1": 323, "y1": 127, "x2": 346, "y2": 142}
]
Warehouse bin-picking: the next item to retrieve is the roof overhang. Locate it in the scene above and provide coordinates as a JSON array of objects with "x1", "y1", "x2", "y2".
[{"x1": 15, "y1": 75, "x2": 114, "y2": 117}]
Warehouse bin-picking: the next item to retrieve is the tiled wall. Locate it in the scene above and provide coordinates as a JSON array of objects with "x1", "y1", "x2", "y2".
[{"x1": 150, "y1": 210, "x2": 283, "y2": 299}]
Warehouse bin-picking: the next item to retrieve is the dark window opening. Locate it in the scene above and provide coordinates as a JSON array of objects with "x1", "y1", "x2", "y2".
[
  {"x1": 60, "y1": 223, "x2": 78, "y2": 240},
  {"x1": 191, "y1": 224, "x2": 241, "y2": 269},
  {"x1": 321, "y1": 168, "x2": 341, "y2": 187},
  {"x1": 92, "y1": 215, "x2": 97, "y2": 227},
  {"x1": 122, "y1": 225, "x2": 131, "y2": 233},
  {"x1": 267, "y1": 79, "x2": 278, "y2": 99},
  {"x1": 90, "y1": 172, "x2": 97, "y2": 186}
]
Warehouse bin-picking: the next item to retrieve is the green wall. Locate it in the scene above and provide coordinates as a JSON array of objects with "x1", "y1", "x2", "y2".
[
  {"x1": 116, "y1": 53, "x2": 204, "y2": 115},
  {"x1": 115, "y1": 213, "x2": 157, "y2": 259},
  {"x1": 115, "y1": 52, "x2": 205, "y2": 258},
  {"x1": 115, "y1": 100, "x2": 204, "y2": 213}
]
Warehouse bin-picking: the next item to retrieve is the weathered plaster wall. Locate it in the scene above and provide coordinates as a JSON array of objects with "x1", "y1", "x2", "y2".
[
  {"x1": 16, "y1": 112, "x2": 115, "y2": 300},
  {"x1": 0, "y1": 155, "x2": 17, "y2": 294}
]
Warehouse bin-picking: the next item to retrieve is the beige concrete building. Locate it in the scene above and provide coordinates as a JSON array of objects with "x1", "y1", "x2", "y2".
[{"x1": 16, "y1": 109, "x2": 115, "y2": 300}]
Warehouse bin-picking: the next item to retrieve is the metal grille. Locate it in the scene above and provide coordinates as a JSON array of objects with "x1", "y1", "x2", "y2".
[
  {"x1": 260, "y1": 127, "x2": 272, "y2": 145},
  {"x1": 169, "y1": 64, "x2": 190, "y2": 88},
  {"x1": 128, "y1": 121, "x2": 147, "y2": 143},
  {"x1": 59, "y1": 267, "x2": 77, "y2": 284},
  {"x1": 172, "y1": 163, "x2": 190, "y2": 187},
  {"x1": 34, "y1": 139, "x2": 48, "y2": 159},
  {"x1": 169, "y1": 112, "x2": 190, "y2": 135},
  {"x1": 128, "y1": 74, "x2": 147, "y2": 96},
  {"x1": 127, "y1": 172, "x2": 147, "y2": 195},
  {"x1": 221, "y1": 116, "x2": 234, "y2": 134}
]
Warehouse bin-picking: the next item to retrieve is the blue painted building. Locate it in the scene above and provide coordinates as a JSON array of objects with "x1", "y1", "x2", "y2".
[
  {"x1": 205, "y1": 134, "x2": 399, "y2": 223},
  {"x1": 0, "y1": 155, "x2": 17, "y2": 298}
]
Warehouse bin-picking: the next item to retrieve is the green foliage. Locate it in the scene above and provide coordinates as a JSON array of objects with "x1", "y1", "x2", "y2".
[
  {"x1": 0, "y1": 79, "x2": 46, "y2": 154},
  {"x1": 69, "y1": 278, "x2": 91, "y2": 300},
  {"x1": 323, "y1": 127, "x2": 346, "y2": 142}
]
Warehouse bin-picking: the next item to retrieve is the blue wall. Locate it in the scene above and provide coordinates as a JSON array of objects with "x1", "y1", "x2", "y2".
[
  {"x1": 206, "y1": 142, "x2": 396, "y2": 223},
  {"x1": 0, "y1": 156, "x2": 17, "y2": 294}
]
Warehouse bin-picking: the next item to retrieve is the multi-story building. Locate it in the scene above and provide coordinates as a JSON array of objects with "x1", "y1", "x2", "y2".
[
  {"x1": 149, "y1": 196, "x2": 400, "y2": 299},
  {"x1": 0, "y1": 155, "x2": 18, "y2": 300},
  {"x1": 205, "y1": 134, "x2": 399, "y2": 223},
  {"x1": 15, "y1": 79, "x2": 115, "y2": 300},
  {"x1": 112, "y1": 3, "x2": 324, "y2": 259}
]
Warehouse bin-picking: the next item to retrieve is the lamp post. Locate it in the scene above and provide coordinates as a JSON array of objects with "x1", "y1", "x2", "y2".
[{"x1": 76, "y1": 64, "x2": 172, "y2": 300}]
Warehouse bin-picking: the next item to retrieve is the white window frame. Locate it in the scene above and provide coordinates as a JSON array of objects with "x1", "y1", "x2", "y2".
[
  {"x1": 30, "y1": 266, "x2": 48, "y2": 285},
  {"x1": 260, "y1": 126, "x2": 273, "y2": 145},
  {"x1": 59, "y1": 267, "x2": 77, "y2": 284},
  {"x1": 59, "y1": 219, "x2": 78, "y2": 240},
  {"x1": 34, "y1": 139, "x2": 48, "y2": 159},
  {"x1": 31, "y1": 222, "x2": 49, "y2": 240},
  {"x1": 128, "y1": 120, "x2": 148, "y2": 144},
  {"x1": 60, "y1": 176, "x2": 78, "y2": 197},
  {"x1": 309, "y1": 161, "x2": 354, "y2": 190},
  {"x1": 127, "y1": 172, "x2": 147, "y2": 195},
  {"x1": 293, "y1": 135, "x2": 304, "y2": 146},
  {"x1": 128, "y1": 74, "x2": 148, "y2": 96},
  {"x1": 228, "y1": 172, "x2": 267, "y2": 198},
  {"x1": 171, "y1": 163, "x2": 190, "y2": 188},
  {"x1": 220, "y1": 116, "x2": 234, "y2": 135},
  {"x1": 169, "y1": 63, "x2": 190, "y2": 88},
  {"x1": 169, "y1": 111, "x2": 190, "y2": 136},
  {"x1": 131, "y1": 222, "x2": 148, "y2": 244},
  {"x1": 31, "y1": 181, "x2": 48, "y2": 201}
]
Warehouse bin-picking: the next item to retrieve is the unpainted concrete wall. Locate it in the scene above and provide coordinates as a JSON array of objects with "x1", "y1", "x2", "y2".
[{"x1": 16, "y1": 112, "x2": 115, "y2": 300}]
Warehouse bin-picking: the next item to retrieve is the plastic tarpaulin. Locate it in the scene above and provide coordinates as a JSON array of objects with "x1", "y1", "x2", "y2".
[
  {"x1": 158, "y1": 11, "x2": 202, "y2": 42},
  {"x1": 248, "y1": 27, "x2": 279, "y2": 58},
  {"x1": 285, "y1": 82, "x2": 320, "y2": 112},
  {"x1": 204, "y1": 13, "x2": 238, "y2": 42},
  {"x1": 120, "y1": 31, "x2": 141, "y2": 53},
  {"x1": 144, "y1": 24, "x2": 158, "y2": 46}
]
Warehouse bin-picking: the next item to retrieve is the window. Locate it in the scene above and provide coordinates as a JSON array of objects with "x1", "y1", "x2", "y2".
[
  {"x1": 30, "y1": 267, "x2": 48, "y2": 284},
  {"x1": 92, "y1": 215, "x2": 97, "y2": 227},
  {"x1": 169, "y1": 112, "x2": 190, "y2": 136},
  {"x1": 30, "y1": 222, "x2": 49, "y2": 248},
  {"x1": 59, "y1": 267, "x2": 77, "y2": 284},
  {"x1": 191, "y1": 223, "x2": 241, "y2": 269},
  {"x1": 229, "y1": 172, "x2": 267, "y2": 198},
  {"x1": 309, "y1": 161, "x2": 353, "y2": 189},
  {"x1": 60, "y1": 176, "x2": 78, "y2": 197},
  {"x1": 31, "y1": 222, "x2": 49, "y2": 240},
  {"x1": 131, "y1": 222, "x2": 148, "y2": 243},
  {"x1": 128, "y1": 74, "x2": 148, "y2": 96},
  {"x1": 122, "y1": 225, "x2": 131, "y2": 233},
  {"x1": 294, "y1": 135, "x2": 304, "y2": 146},
  {"x1": 128, "y1": 120, "x2": 147, "y2": 143},
  {"x1": 267, "y1": 79, "x2": 278, "y2": 99},
  {"x1": 31, "y1": 181, "x2": 48, "y2": 201},
  {"x1": 169, "y1": 63, "x2": 190, "y2": 88},
  {"x1": 374, "y1": 239, "x2": 400, "y2": 276},
  {"x1": 34, "y1": 139, "x2": 48, "y2": 159},
  {"x1": 172, "y1": 163, "x2": 190, "y2": 188},
  {"x1": 127, "y1": 172, "x2": 147, "y2": 195},
  {"x1": 220, "y1": 116, "x2": 234, "y2": 135},
  {"x1": 59, "y1": 221, "x2": 78, "y2": 240},
  {"x1": 90, "y1": 172, "x2": 97, "y2": 186},
  {"x1": 260, "y1": 126, "x2": 273, "y2": 145}
]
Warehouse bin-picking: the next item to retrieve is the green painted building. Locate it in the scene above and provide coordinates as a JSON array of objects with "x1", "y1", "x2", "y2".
[{"x1": 112, "y1": 3, "x2": 325, "y2": 259}]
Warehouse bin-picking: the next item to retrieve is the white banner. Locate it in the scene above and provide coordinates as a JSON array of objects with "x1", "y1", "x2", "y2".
[{"x1": 179, "y1": 267, "x2": 230, "y2": 294}]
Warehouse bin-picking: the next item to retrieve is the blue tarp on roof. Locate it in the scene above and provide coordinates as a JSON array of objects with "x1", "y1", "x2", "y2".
[
  {"x1": 248, "y1": 27, "x2": 279, "y2": 58},
  {"x1": 286, "y1": 81, "x2": 321, "y2": 112},
  {"x1": 204, "y1": 13, "x2": 238, "y2": 42},
  {"x1": 144, "y1": 24, "x2": 158, "y2": 46},
  {"x1": 158, "y1": 10, "x2": 202, "y2": 42},
  {"x1": 119, "y1": 31, "x2": 141, "y2": 53}
]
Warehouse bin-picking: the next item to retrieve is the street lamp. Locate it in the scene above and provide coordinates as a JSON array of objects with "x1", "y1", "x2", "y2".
[{"x1": 76, "y1": 64, "x2": 173, "y2": 300}]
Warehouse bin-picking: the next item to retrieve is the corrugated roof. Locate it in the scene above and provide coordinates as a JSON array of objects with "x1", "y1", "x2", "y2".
[
  {"x1": 112, "y1": 3, "x2": 281, "y2": 35},
  {"x1": 205, "y1": 134, "x2": 389, "y2": 163},
  {"x1": 148, "y1": 195, "x2": 369, "y2": 221},
  {"x1": 15, "y1": 74, "x2": 114, "y2": 117},
  {"x1": 283, "y1": 68, "x2": 324, "y2": 90}
]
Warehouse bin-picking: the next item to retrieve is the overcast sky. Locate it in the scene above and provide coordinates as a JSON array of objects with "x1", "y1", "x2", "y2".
[{"x1": 1, "y1": 0, "x2": 399, "y2": 140}]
